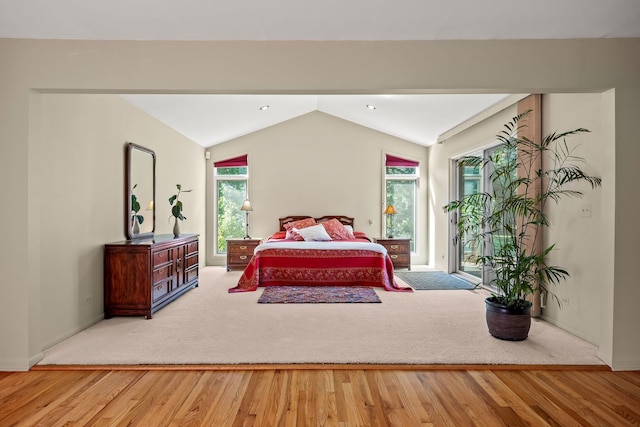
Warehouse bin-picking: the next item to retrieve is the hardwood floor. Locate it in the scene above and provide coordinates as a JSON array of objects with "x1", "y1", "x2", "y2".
[{"x1": 1, "y1": 365, "x2": 639, "y2": 426}]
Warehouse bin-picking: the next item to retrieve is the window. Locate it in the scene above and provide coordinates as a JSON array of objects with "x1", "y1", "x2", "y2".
[
  {"x1": 384, "y1": 154, "x2": 419, "y2": 251},
  {"x1": 214, "y1": 155, "x2": 248, "y2": 254}
]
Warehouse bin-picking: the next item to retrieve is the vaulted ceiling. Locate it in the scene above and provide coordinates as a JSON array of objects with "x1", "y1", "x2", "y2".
[
  {"x1": 3, "y1": 0, "x2": 638, "y2": 147},
  {"x1": 120, "y1": 94, "x2": 514, "y2": 147}
]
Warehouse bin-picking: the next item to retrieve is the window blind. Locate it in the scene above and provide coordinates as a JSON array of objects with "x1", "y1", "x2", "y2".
[
  {"x1": 214, "y1": 154, "x2": 247, "y2": 168},
  {"x1": 385, "y1": 154, "x2": 419, "y2": 167}
]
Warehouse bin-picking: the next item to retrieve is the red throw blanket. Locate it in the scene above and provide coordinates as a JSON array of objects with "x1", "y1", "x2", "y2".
[{"x1": 229, "y1": 247, "x2": 412, "y2": 292}]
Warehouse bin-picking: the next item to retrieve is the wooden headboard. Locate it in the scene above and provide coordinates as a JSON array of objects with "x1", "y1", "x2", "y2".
[{"x1": 278, "y1": 215, "x2": 355, "y2": 231}]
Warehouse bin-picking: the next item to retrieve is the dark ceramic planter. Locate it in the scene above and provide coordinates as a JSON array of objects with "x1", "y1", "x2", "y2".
[{"x1": 485, "y1": 297, "x2": 532, "y2": 341}]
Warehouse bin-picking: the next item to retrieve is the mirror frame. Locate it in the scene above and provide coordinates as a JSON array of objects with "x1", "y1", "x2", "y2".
[{"x1": 125, "y1": 142, "x2": 156, "y2": 240}]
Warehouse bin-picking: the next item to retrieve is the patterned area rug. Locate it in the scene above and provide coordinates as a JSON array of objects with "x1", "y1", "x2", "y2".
[
  {"x1": 395, "y1": 271, "x2": 475, "y2": 290},
  {"x1": 258, "y1": 286, "x2": 382, "y2": 304}
]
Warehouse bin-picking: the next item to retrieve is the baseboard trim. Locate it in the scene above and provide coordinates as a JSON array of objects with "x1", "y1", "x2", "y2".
[{"x1": 31, "y1": 363, "x2": 611, "y2": 372}]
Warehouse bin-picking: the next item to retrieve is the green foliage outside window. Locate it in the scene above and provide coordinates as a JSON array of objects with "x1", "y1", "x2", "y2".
[
  {"x1": 216, "y1": 166, "x2": 248, "y2": 253},
  {"x1": 386, "y1": 165, "x2": 417, "y2": 251}
]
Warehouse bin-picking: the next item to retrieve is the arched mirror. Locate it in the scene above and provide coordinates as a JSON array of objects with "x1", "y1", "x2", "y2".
[{"x1": 125, "y1": 142, "x2": 156, "y2": 240}]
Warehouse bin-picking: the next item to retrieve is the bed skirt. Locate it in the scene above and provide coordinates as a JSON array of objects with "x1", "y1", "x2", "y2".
[{"x1": 229, "y1": 248, "x2": 412, "y2": 292}]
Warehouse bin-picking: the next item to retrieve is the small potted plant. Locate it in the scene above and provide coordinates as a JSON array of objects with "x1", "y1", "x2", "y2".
[
  {"x1": 168, "y1": 184, "x2": 192, "y2": 237},
  {"x1": 444, "y1": 110, "x2": 602, "y2": 340}
]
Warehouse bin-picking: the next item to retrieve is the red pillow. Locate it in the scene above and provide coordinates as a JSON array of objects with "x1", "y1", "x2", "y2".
[
  {"x1": 321, "y1": 218, "x2": 351, "y2": 240},
  {"x1": 269, "y1": 231, "x2": 287, "y2": 240},
  {"x1": 284, "y1": 218, "x2": 317, "y2": 239},
  {"x1": 353, "y1": 231, "x2": 369, "y2": 240}
]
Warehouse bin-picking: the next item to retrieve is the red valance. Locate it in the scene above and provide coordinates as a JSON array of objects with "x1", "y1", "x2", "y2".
[
  {"x1": 214, "y1": 154, "x2": 248, "y2": 168},
  {"x1": 385, "y1": 154, "x2": 419, "y2": 167}
]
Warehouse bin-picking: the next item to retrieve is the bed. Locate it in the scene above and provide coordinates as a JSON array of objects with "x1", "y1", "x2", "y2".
[{"x1": 228, "y1": 215, "x2": 412, "y2": 293}]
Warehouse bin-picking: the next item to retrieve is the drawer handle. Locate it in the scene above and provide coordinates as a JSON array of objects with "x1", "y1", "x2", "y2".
[
  {"x1": 390, "y1": 255, "x2": 398, "y2": 259},
  {"x1": 239, "y1": 255, "x2": 247, "y2": 260},
  {"x1": 240, "y1": 246, "x2": 247, "y2": 250},
  {"x1": 155, "y1": 284, "x2": 163, "y2": 291},
  {"x1": 390, "y1": 245, "x2": 398, "y2": 249}
]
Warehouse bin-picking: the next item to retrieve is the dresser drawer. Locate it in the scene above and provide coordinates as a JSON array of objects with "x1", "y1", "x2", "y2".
[
  {"x1": 152, "y1": 281, "x2": 170, "y2": 302},
  {"x1": 185, "y1": 253, "x2": 199, "y2": 269},
  {"x1": 186, "y1": 241, "x2": 199, "y2": 256},
  {"x1": 228, "y1": 243, "x2": 258, "y2": 255},
  {"x1": 228, "y1": 254, "x2": 252, "y2": 265},
  {"x1": 152, "y1": 249, "x2": 172, "y2": 267},
  {"x1": 388, "y1": 253, "x2": 410, "y2": 265},
  {"x1": 153, "y1": 265, "x2": 172, "y2": 284},
  {"x1": 185, "y1": 266, "x2": 199, "y2": 283},
  {"x1": 385, "y1": 243, "x2": 410, "y2": 254}
]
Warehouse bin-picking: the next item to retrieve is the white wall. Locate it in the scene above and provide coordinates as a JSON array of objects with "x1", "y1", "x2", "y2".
[
  {"x1": 205, "y1": 111, "x2": 428, "y2": 266},
  {"x1": 1, "y1": 38, "x2": 639, "y2": 370},
  {"x1": 429, "y1": 94, "x2": 614, "y2": 348},
  {"x1": 541, "y1": 93, "x2": 615, "y2": 347},
  {"x1": 35, "y1": 94, "x2": 205, "y2": 353}
]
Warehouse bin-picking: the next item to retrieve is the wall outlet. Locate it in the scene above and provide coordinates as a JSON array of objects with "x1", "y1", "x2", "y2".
[
  {"x1": 580, "y1": 204, "x2": 592, "y2": 218},
  {"x1": 84, "y1": 295, "x2": 92, "y2": 305}
]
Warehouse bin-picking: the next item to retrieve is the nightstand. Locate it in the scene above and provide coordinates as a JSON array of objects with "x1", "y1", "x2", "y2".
[
  {"x1": 374, "y1": 238, "x2": 411, "y2": 270},
  {"x1": 226, "y1": 238, "x2": 261, "y2": 271}
]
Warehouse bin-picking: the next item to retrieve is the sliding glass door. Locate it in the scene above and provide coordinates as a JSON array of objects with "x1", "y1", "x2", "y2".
[
  {"x1": 451, "y1": 145, "x2": 509, "y2": 288},
  {"x1": 453, "y1": 153, "x2": 483, "y2": 280}
]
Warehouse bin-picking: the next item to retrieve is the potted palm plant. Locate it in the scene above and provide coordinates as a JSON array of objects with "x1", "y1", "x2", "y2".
[{"x1": 444, "y1": 110, "x2": 602, "y2": 340}]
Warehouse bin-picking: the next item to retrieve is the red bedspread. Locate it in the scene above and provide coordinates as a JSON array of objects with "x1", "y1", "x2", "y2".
[{"x1": 229, "y1": 241, "x2": 412, "y2": 293}]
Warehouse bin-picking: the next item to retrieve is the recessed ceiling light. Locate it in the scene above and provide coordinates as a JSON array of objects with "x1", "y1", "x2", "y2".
[
  {"x1": 259, "y1": 105, "x2": 270, "y2": 111},
  {"x1": 366, "y1": 104, "x2": 376, "y2": 110}
]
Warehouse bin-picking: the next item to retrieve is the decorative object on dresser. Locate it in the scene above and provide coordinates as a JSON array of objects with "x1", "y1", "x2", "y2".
[
  {"x1": 227, "y1": 238, "x2": 261, "y2": 271},
  {"x1": 374, "y1": 238, "x2": 411, "y2": 270},
  {"x1": 168, "y1": 184, "x2": 192, "y2": 237},
  {"x1": 130, "y1": 184, "x2": 144, "y2": 236},
  {"x1": 104, "y1": 234, "x2": 199, "y2": 319}
]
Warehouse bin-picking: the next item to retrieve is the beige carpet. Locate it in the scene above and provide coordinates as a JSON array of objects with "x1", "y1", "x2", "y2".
[{"x1": 38, "y1": 267, "x2": 605, "y2": 366}]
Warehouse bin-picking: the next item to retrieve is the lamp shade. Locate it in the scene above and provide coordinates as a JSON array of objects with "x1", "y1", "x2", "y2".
[
  {"x1": 384, "y1": 204, "x2": 397, "y2": 215},
  {"x1": 240, "y1": 199, "x2": 253, "y2": 212}
]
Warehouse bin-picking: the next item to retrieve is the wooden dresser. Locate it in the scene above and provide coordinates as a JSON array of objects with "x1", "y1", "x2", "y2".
[
  {"x1": 226, "y1": 238, "x2": 261, "y2": 271},
  {"x1": 104, "y1": 234, "x2": 199, "y2": 319},
  {"x1": 374, "y1": 238, "x2": 411, "y2": 270}
]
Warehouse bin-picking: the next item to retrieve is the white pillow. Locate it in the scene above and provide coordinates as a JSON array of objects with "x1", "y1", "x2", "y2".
[{"x1": 295, "y1": 224, "x2": 332, "y2": 241}]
